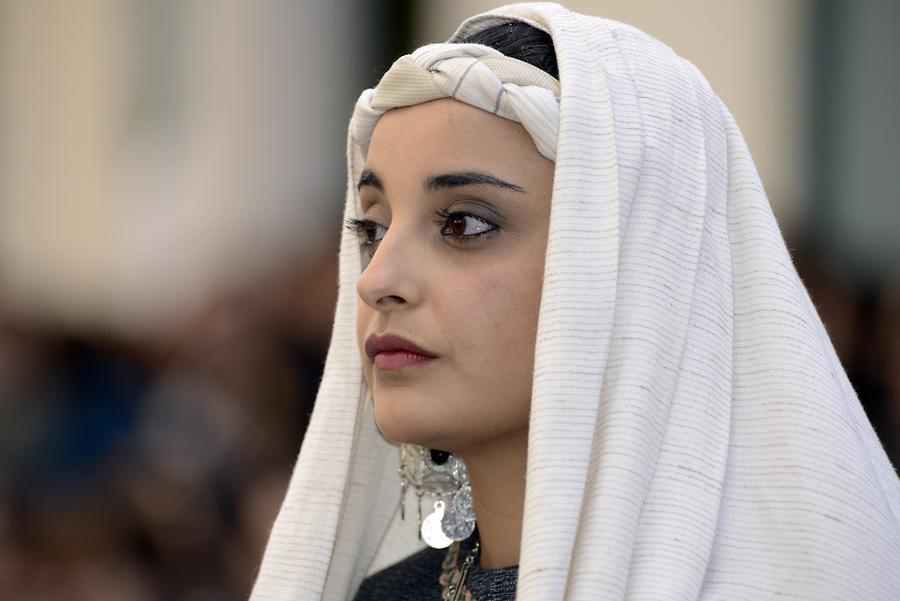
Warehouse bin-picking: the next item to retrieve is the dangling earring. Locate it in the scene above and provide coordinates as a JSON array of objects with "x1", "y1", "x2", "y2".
[
  {"x1": 398, "y1": 443, "x2": 476, "y2": 548},
  {"x1": 398, "y1": 445, "x2": 409, "y2": 521}
]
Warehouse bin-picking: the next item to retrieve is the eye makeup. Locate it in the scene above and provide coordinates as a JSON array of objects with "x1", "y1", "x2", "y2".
[
  {"x1": 431, "y1": 208, "x2": 499, "y2": 241},
  {"x1": 343, "y1": 216, "x2": 383, "y2": 258},
  {"x1": 344, "y1": 207, "x2": 501, "y2": 258}
]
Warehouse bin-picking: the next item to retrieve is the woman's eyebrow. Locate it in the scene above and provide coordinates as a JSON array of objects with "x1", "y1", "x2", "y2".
[
  {"x1": 357, "y1": 169, "x2": 383, "y2": 192},
  {"x1": 424, "y1": 171, "x2": 525, "y2": 193},
  {"x1": 357, "y1": 169, "x2": 526, "y2": 194}
]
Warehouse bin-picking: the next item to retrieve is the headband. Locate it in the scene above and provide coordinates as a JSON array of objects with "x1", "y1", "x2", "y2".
[{"x1": 351, "y1": 43, "x2": 561, "y2": 161}]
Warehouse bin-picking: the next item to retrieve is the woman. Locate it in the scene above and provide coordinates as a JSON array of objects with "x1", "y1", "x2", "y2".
[{"x1": 251, "y1": 3, "x2": 900, "y2": 600}]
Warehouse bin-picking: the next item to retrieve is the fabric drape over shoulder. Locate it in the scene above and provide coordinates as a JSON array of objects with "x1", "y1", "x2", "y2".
[{"x1": 250, "y1": 3, "x2": 900, "y2": 600}]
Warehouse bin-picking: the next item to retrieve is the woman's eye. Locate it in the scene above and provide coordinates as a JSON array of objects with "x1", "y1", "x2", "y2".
[
  {"x1": 434, "y1": 209, "x2": 499, "y2": 241},
  {"x1": 343, "y1": 210, "x2": 499, "y2": 258},
  {"x1": 344, "y1": 217, "x2": 386, "y2": 255}
]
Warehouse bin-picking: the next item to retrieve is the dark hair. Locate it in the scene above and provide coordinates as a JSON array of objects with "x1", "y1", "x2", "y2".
[{"x1": 457, "y1": 21, "x2": 559, "y2": 80}]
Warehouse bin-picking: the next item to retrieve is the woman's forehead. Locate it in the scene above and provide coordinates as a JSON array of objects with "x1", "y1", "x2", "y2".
[
  {"x1": 373, "y1": 98, "x2": 524, "y2": 140},
  {"x1": 365, "y1": 98, "x2": 550, "y2": 178}
]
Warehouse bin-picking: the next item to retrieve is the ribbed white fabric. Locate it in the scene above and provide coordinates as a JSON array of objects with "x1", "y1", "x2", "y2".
[{"x1": 249, "y1": 3, "x2": 900, "y2": 600}]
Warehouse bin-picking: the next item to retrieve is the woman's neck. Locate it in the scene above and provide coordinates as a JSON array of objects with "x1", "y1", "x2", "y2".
[{"x1": 458, "y1": 431, "x2": 528, "y2": 569}]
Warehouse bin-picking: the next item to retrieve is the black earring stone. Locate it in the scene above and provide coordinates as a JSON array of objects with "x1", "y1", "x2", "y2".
[{"x1": 429, "y1": 449, "x2": 450, "y2": 465}]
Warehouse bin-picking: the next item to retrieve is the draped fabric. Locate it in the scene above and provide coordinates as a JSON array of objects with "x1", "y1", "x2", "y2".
[{"x1": 250, "y1": 3, "x2": 900, "y2": 600}]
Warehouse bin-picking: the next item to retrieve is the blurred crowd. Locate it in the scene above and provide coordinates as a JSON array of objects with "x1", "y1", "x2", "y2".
[
  {"x1": 0, "y1": 240, "x2": 338, "y2": 600},
  {"x1": 0, "y1": 236, "x2": 897, "y2": 601}
]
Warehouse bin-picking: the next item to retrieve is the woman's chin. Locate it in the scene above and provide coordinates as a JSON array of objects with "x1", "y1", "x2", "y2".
[{"x1": 373, "y1": 402, "x2": 450, "y2": 450}]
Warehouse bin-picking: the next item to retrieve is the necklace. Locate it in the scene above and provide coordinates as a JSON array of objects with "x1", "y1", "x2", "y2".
[{"x1": 439, "y1": 539, "x2": 480, "y2": 601}]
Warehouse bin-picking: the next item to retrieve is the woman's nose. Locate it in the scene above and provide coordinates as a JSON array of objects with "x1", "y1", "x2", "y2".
[{"x1": 356, "y1": 226, "x2": 423, "y2": 310}]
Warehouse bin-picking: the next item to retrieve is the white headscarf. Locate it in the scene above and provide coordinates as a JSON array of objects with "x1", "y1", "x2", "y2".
[{"x1": 250, "y1": 3, "x2": 900, "y2": 600}]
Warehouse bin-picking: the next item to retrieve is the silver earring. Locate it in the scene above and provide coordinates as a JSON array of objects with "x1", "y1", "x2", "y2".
[
  {"x1": 398, "y1": 446, "x2": 409, "y2": 521},
  {"x1": 398, "y1": 444, "x2": 476, "y2": 548}
]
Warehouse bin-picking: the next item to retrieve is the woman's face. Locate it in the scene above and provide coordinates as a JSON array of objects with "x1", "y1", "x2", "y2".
[{"x1": 354, "y1": 98, "x2": 553, "y2": 454}]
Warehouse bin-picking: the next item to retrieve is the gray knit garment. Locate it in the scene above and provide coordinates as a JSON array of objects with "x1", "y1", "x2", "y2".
[{"x1": 354, "y1": 532, "x2": 518, "y2": 601}]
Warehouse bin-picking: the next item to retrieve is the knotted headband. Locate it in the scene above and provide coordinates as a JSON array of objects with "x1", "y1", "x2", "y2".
[{"x1": 351, "y1": 43, "x2": 561, "y2": 161}]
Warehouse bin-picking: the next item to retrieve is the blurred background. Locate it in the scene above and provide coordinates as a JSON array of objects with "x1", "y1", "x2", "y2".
[{"x1": 0, "y1": 0, "x2": 897, "y2": 599}]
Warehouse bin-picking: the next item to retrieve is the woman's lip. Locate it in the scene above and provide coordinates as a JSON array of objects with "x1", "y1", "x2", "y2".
[
  {"x1": 365, "y1": 333, "x2": 436, "y2": 361},
  {"x1": 373, "y1": 351, "x2": 436, "y2": 372}
]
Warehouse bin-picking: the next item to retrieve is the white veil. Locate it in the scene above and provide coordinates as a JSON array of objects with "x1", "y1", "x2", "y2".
[{"x1": 250, "y1": 3, "x2": 900, "y2": 599}]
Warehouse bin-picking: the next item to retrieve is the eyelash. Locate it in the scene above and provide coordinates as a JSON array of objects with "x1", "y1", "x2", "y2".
[
  {"x1": 343, "y1": 209, "x2": 500, "y2": 253},
  {"x1": 432, "y1": 208, "x2": 499, "y2": 241}
]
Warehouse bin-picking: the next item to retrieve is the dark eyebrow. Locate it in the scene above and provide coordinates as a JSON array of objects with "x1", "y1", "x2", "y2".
[
  {"x1": 357, "y1": 169, "x2": 384, "y2": 193},
  {"x1": 424, "y1": 171, "x2": 525, "y2": 193}
]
